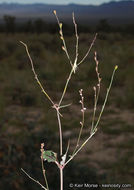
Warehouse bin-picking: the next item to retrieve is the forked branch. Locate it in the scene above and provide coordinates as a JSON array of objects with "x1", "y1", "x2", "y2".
[{"x1": 65, "y1": 65, "x2": 118, "y2": 166}]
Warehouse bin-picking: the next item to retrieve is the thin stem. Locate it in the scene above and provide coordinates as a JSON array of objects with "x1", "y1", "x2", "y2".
[
  {"x1": 21, "y1": 168, "x2": 48, "y2": 190},
  {"x1": 59, "y1": 68, "x2": 74, "y2": 106},
  {"x1": 65, "y1": 140, "x2": 70, "y2": 156},
  {"x1": 57, "y1": 110, "x2": 63, "y2": 156},
  {"x1": 78, "y1": 33, "x2": 97, "y2": 66},
  {"x1": 73, "y1": 12, "x2": 79, "y2": 60},
  {"x1": 40, "y1": 143, "x2": 49, "y2": 190},
  {"x1": 65, "y1": 133, "x2": 94, "y2": 166},
  {"x1": 20, "y1": 41, "x2": 55, "y2": 106},
  {"x1": 60, "y1": 168, "x2": 63, "y2": 190},
  {"x1": 91, "y1": 86, "x2": 97, "y2": 133},
  {"x1": 72, "y1": 110, "x2": 84, "y2": 155},
  {"x1": 91, "y1": 52, "x2": 101, "y2": 134},
  {"x1": 72, "y1": 12, "x2": 79, "y2": 73},
  {"x1": 92, "y1": 65, "x2": 118, "y2": 133},
  {"x1": 54, "y1": 10, "x2": 73, "y2": 67},
  {"x1": 59, "y1": 103, "x2": 72, "y2": 109},
  {"x1": 41, "y1": 157, "x2": 49, "y2": 190},
  {"x1": 72, "y1": 89, "x2": 86, "y2": 155},
  {"x1": 60, "y1": 140, "x2": 70, "y2": 166}
]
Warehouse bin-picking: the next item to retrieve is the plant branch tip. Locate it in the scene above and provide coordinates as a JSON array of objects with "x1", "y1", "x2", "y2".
[
  {"x1": 59, "y1": 103, "x2": 72, "y2": 109},
  {"x1": 53, "y1": 10, "x2": 56, "y2": 15},
  {"x1": 20, "y1": 41, "x2": 26, "y2": 46},
  {"x1": 115, "y1": 65, "x2": 118, "y2": 70}
]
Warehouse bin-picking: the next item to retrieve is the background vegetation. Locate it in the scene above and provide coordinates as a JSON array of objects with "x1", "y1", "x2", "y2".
[{"x1": 0, "y1": 19, "x2": 134, "y2": 189}]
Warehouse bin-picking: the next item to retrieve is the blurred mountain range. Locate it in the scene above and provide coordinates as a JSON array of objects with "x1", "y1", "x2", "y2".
[{"x1": 0, "y1": 0, "x2": 134, "y2": 25}]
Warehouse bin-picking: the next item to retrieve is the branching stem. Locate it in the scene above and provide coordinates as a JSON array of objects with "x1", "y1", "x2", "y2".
[{"x1": 65, "y1": 65, "x2": 118, "y2": 166}]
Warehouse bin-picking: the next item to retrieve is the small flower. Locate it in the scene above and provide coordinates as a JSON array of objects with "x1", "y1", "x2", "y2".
[
  {"x1": 62, "y1": 46, "x2": 65, "y2": 51},
  {"x1": 53, "y1": 10, "x2": 56, "y2": 15},
  {"x1": 41, "y1": 143, "x2": 44, "y2": 149},
  {"x1": 40, "y1": 143, "x2": 44, "y2": 153},
  {"x1": 79, "y1": 89, "x2": 83, "y2": 96},
  {"x1": 93, "y1": 86, "x2": 96, "y2": 91}
]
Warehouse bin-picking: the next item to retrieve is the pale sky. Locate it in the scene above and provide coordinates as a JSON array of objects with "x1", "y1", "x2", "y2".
[{"x1": 0, "y1": 0, "x2": 124, "y2": 5}]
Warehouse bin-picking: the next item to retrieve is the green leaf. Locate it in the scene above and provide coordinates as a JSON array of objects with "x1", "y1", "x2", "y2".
[{"x1": 43, "y1": 151, "x2": 57, "y2": 163}]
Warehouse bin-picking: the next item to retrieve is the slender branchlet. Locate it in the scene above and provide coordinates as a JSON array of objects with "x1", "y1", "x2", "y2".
[
  {"x1": 94, "y1": 51, "x2": 101, "y2": 85},
  {"x1": 78, "y1": 33, "x2": 97, "y2": 66},
  {"x1": 65, "y1": 140, "x2": 70, "y2": 158},
  {"x1": 72, "y1": 89, "x2": 86, "y2": 155},
  {"x1": 57, "y1": 109, "x2": 63, "y2": 156},
  {"x1": 20, "y1": 41, "x2": 55, "y2": 106},
  {"x1": 59, "y1": 68, "x2": 73, "y2": 106},
  {"x1": 21, "y1": 168, "x2": 48, "y2": 190},
  {"x1": 72, "y1": 12, "x2": 79, "y2": 73},
  {"x1": 91, "y1": 51, "x2": 101, "y2": 134},
  {"x1": 92, "y1": 65, "x2": 118, "y2": 134},
  {"x1": 53, "y1": 10, "x2": 73, "y2": 68},
  {"x1": 40, "y1": 143, "x2": 49, "y2": 190}
]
